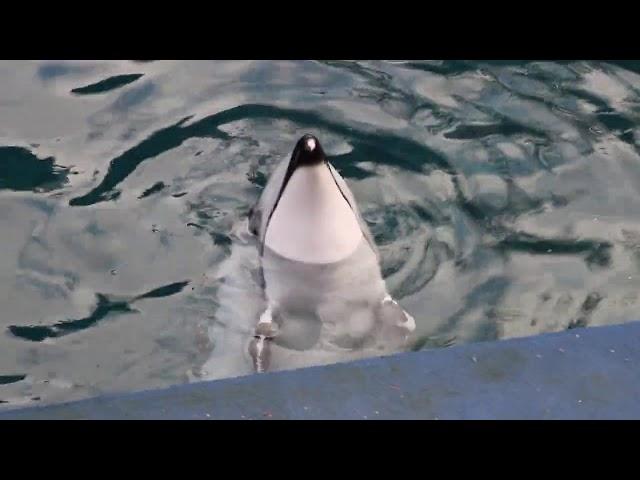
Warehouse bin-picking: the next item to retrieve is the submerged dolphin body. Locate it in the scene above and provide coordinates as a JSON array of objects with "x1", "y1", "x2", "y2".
[{"x1": 247, "y1": 134, "x2": 415, "y2": 372}]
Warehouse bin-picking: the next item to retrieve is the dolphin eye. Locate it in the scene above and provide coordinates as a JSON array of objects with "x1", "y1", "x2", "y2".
[{"x1": 305, "y1": 137, "x2": 316, "y2": 152}]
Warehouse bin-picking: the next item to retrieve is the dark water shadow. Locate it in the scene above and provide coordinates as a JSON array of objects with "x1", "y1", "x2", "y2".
[
  {"x1": 0, "y1": 375, "x2": 26, "y2": 385},
  {"x1": 8, "y1": 280, "x2": 190, "y2": 342},
  {"x1": 71, "y1": 74, "x2": 144, "y2": 96},
  {"x1": 0, "y1": 146, "x2": 69, "y2": 192}
]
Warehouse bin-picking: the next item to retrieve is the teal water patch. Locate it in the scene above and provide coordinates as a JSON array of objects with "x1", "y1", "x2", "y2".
[
  {"x1": 71, "y1": 73, "x2": 144, "y2": 96},
  {"x1": 8, "y1": 295, "x2": 136, "y2": 342},
  {"x1": 134, "y1": 281, "x2": 190, "y2": 300},
  {"x1": 0, "y1": 375, "x2": 26, "y2": 385},
  {"x1": 8, "y1": 281, "x2": 190, "y2": 342},
  {"x1": 444, "y1": 122, "x2": 531, "y2": 140},
  {"x1": 138, "y1": 181, "x2": 166, "y2": 199},
  {"x1": 495, "y1": 233, "x2": 612, "y2": 269},
  {"x1": 0, "y1": 146, "x2": 69, "y2": 192}
]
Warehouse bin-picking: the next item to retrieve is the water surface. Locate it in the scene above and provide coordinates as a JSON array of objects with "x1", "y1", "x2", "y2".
[{"x1": 1, "y1": 60, "x2": 640, "y2": 407}]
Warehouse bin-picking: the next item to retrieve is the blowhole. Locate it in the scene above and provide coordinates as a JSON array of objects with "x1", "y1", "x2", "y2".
[{"x1": 305, "y1": 137, "x2": 316, "y2": 152}]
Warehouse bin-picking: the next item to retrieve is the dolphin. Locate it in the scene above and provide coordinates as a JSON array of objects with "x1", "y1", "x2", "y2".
[{"x1": 247, "y1": 134, "x2": 416, "y2": 372}]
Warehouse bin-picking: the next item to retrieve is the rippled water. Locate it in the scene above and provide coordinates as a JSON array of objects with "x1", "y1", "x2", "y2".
[{"x1": 2, "y1": 60, "x2": 640, "y2": 408}]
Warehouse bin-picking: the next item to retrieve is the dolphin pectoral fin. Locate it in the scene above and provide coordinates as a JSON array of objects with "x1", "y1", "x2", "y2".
[
  {"x1": 377, "y1": 295, "x2": 416, "y2": 348},
  {"x1": 249, "y1": 305, "x2": 279, "y2": 373},
  {"x1": 381, "y1": 294, "x2": 416, "y2": 333},
  {"x1": 249, "y1": 329, "x2": 276, "y2": 373}
]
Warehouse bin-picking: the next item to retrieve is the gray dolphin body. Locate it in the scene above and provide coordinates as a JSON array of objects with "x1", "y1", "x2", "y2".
[{"x1": 247, "y1": 134, "x2": 415, "y2": 372}]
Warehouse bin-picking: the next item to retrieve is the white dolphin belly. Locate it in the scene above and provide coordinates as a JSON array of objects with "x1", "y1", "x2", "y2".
[{"x1": 264, "y1": 164, "x2": 363, "y2": 264}]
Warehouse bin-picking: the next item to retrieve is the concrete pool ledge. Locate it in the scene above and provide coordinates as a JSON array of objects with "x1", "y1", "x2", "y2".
[{"x1": 1, "y1": 322, "x2": 640, "y2": 420}]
